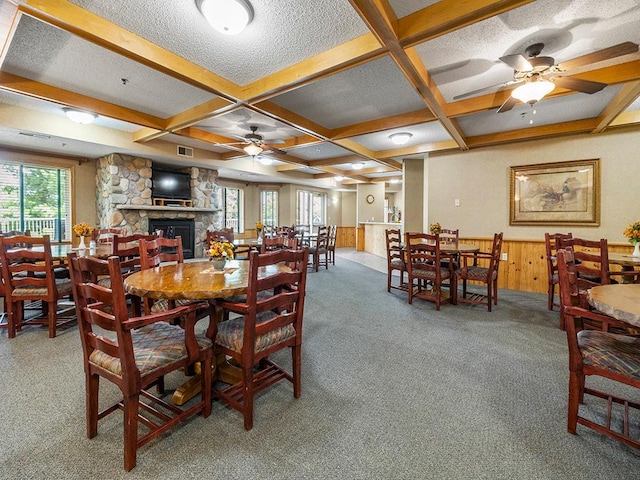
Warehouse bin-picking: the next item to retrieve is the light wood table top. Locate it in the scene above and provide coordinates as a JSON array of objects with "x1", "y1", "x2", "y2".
[
  {"x1": 587, "y1": 284, "x2": 640, "y2": 327},
  {"x1": 608, "y1": 252, "x2": 640, "y2": 268},
  {"x1": 123, "y1": 259, "x2": 288, "y2": 301},
  {"x1": 440, "y1": 243, "x2": 480, "y2": 254}
]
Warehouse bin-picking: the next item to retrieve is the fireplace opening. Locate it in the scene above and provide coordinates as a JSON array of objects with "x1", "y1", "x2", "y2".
[{"x1": 147, "y1": 218, "x2": 195, "y2": 259}]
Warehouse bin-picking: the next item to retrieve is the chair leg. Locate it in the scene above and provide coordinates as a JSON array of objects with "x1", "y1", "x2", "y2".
[
  {"x1": 243, "y1": 366, "x2": 254, "y2": 431},
  {"x1": 123, "y1": 394, "x2": 139, "y2": 471},
  {"x1": 387, "y1": 271, "x2": 392, "y2": 292},
  {"x1": 48, "y1": 301, "x2": 57, "y2": 338},
  {"x1": 87, "y1": 373, "x2": 100, "y2": 438},
  {"x1": 292, "y1": 345, "x2": 301, "y2": 398},
  {"x1": 567, "y1": 371, "x2": 581, "y2": 434},
  {"x1": 6, "y1": 301, "x2": 16, "y2": 338},
  {"x1": 201, "y1": 351, "x2": 212, "y2": 418},
  {"x1": 547, "y1": 282, "x2": 554, "y2": 310},
  {"x1": 487, "y1": 283, "x2": 492, "y2": 312}
]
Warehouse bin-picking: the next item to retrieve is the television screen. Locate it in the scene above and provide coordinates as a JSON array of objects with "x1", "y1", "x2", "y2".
[{"x1": 152, "y1": 170, "x2": 191, "y2": 200}]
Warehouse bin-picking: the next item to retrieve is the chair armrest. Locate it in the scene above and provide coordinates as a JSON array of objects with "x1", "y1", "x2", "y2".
[
  {"x1": 459, "y1": 251, "x2": 490, "y2": 268},
  {"x1": 564, "y1": 305, "x2": 640, "y2": 334}
]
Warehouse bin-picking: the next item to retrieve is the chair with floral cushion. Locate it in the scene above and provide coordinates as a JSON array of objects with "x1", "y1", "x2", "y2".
[
  {"x1": 138, "y1": 236, "x2": 210, "y2": 320},
  {"x1": 457, "y1": 232, "x2": 503, "y2": 312},
  {"x1": 556, "y1": 248, "x2": 640, "y2": 451},
  {"x1": 405, "y1": 232, "x2": 457, "y2": 310},
  {"x1": 385, "y1": 228, "x2": 408, "y2": 292},
  {"x1": 0, "y1": 234, "x2": 75, "y2": 338},
  {"x1": 67, "y1": 252, "x2": 212, "y2": 471},
  {"x1": 207, "y1": 247, "x2": 308, "y2": 430}
]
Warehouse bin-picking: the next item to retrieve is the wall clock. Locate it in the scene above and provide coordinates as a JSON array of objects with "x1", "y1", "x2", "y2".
[{"x1": 366, "y1": 194, "x2": 375, "y2": 204}]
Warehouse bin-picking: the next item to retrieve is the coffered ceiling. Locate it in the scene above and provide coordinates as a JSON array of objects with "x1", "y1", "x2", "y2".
[{"x1": 0, "y1": 0, "x2": 638, "y2": 191}]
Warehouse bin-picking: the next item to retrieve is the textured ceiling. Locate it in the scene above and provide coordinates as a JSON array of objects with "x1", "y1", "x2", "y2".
[{"x1": 0, "y1": 0, "x2": 638, "y2": 190}]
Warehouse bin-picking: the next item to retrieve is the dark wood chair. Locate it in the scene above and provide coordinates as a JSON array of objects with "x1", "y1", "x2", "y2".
[
  {"x1": 207, "y1": 247, "x2": 309, "y2": 430},
  {"x1": 308, "y1": 225, "x2": 328, "y2": 271},
  {"x1": 67, "y1": 252, "x2": 213, "y2": 471},
  {"x1": 544, "y1": 232, "x2": 573, "y2": 310},
  {"x1": 206, "y1": 229, "x2": 251, "y2": 259},
  {"x1": 112, "y1": 232, "x2": 157, "y2": 277},
  {"x1": 138, "y1": 236, "x2": 211, "y2": 319},
  {"x1": 405, "y1": 232, "x2": 456, "y2": 310},
  {"x1": 439, "y1": 227, "x2": 460, "y2": 270},
  {"x1": 457, "y1": 232, "x2": 503, "y2": 312},
  {"x1": 327, "y1": 224, "x2": 337, "y2": 265},
  {"x1": 0, "y1": 234, "x2": 75, "y2": 338},
  {"x1": 260, "y1": 235, "x2": 299, "y2": 253},
  {"x1": 385, "y1": 228, "x2": 407, "y2": 292},
  {"x1": 556, "y1": 248, "x2": 640, "y2": 451},
  {"x1": 557, "y1": 236, "x2": 611, "y2": 329}
]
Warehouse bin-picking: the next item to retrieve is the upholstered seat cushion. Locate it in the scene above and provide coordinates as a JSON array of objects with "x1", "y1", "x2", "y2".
[
  {"x1": 150, "y1": 298, "x2": 207, "y2": 314},
  {"x1": 215, "y1": 313, "x2": 293, "y2": 354},
  {"x1": 97, "y1": 277, "x2": 111, "y2": 289},
  {"x1": 410, "y1": 267, "x2": 452, "y2": 280},
  {"x1": 459, "y1": 266, "x2": 495, "y2": 282},
  {"x1": 390, "y1": 258, "x2": 405, "y2": 269},
  {"x1": 12, "y1": 278, "x2": 72, "y2": 297},
  {"x1": 578, "y1": 330, "x2": 640, "y2": 379},
  {"x1": 89, "y1": 322, "x2": 212, "y2": 377}
]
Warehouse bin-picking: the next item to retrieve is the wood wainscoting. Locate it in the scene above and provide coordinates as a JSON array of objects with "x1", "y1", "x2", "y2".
[
  {"x1": 462, "y1": 237, "x2": 635, "y2": 295},
  {"x1": 336, "y1": 226, "x2": 356, "y2": 248}
]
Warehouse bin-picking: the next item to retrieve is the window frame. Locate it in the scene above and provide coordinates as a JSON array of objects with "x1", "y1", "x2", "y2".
[
  {"x1": 260, "y1": 189, "x2": 278, "y2": 227},
  {"x1": 296, "y1": 189, "x2": 327, "y2": 226}
]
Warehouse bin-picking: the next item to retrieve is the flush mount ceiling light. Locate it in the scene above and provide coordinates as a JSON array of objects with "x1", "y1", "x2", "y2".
[
  {"x1": 197, "y1": 0, "x2": 254, "y2": 35},
  {"x1": 257, "y1": 156, "x2": 273, "y2": 165},
  {"x1": 511, "y1": 76, "x2": 555, "y2": 104},
  {"x1": 389, "y1": 132, "x2": 412, "y2": 145},
  {"x1": 63, "y1": 108, "x2": 97, "y2": 124},
  {"x1": 243, "y1": 144, "x2": 263, "y2": 157},
  {"x1": 335, "y1": 175, "x2": 344, "y2": 181},
  {"x1": 352, "y1": 162, "x2": 365, "y2": 170},
  {"x1": 390, "y1": 178, "x2": 400, "y2": 184}
]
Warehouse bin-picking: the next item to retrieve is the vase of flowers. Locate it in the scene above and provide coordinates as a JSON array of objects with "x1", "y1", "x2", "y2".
[
  {"x1": 429, "y1": 222, "x2": 442, "y2": 235},
  {"x1": 256, "y1": 221, "x2": 264, "y2": 244},
  {"x1": 623, "y1": 221, "x2": 640, "y2": 258},
  {"x1": 73, "y1": 222, "x2": 94, "y2": 249},
  {"x1": 208, "y1": 240, "x2": 235, "y2": 270}
]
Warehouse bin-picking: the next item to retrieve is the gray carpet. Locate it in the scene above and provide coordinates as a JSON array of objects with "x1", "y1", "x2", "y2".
[{"x1": 1, "y1": 253, "x2": 640, "y2": 479}]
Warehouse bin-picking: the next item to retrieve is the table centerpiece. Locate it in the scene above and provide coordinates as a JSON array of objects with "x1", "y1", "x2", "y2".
[
  {"x1": 208, "y1": 240, "x2": 235, "y2": 270},
  {"x1": 623, "y1": 220, "x2": 640, "y2": 258},
  {"x1": 73, "y1": 222, "x2": 94, "y2": 249}
]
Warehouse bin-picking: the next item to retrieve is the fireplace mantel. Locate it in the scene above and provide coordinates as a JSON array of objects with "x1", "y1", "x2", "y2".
[{"x1": 116, "y1": 204, "x2": 219, "y2": 213}]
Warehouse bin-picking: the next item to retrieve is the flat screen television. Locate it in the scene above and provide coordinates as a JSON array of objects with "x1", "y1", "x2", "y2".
[{"x1": 152, "y1": 169, "x2": 191, "y2": 200}]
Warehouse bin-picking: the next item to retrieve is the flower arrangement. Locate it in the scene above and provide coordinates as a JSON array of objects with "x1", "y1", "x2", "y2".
[
  {"x1": 73, "y1": 222, "x2": 94, "y2": 237},
  {"x1": 256, "y1": 221, "x2": 264, "y2": 235},
  {"x1": 429, "y1": 222, "x2": 442, "y2": 235},
  {"x1": 623, "y1": 221, "x2": 640, "y2": 245},
  {"x1": 208, "y1": 240, "x2": 235, "y2": 260}
]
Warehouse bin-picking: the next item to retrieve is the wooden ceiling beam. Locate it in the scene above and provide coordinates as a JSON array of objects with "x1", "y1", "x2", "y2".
[
  {"x1": 376, "y1": 139, "x2": 460, "y2": 159},
  {"x1": 610, "y1": 109, "x2": 640, "y2": 127},
  {"x1": 592, "y1": 81, "x2": 640, "y2": 133},
  {"x1": 330, "y1": 109, "x2": 436, "y2": 139}
]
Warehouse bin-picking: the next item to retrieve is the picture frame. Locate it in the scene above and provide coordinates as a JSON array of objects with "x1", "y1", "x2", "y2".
[{"x1": 509, "y1": 159, "x2": 600, "y2": 226}]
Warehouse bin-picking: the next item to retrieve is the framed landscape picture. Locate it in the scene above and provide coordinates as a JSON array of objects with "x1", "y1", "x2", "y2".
[{"x1": 509, "y1": 159, "x2": 600, "y2": 226}]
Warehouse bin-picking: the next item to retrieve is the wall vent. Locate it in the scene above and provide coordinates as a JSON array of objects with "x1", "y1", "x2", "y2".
[{"x1": 177, "y1": 145, "x2": 194, "y2": 158}]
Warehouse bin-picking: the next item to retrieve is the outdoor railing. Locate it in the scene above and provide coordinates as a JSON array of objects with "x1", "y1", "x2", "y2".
[{"x1": 0, "y1": 217, "x2": 69, "y2": 241}]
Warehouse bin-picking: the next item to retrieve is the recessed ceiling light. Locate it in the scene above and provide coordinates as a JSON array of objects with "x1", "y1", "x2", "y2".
[
  {"x1": 63, "y1": 108, "x2": 97, "y2": 124},
  {"x1": 257, "y1": 156, "x2": 273, "y2": 165},
  {"x1": 389, "y1": 132, "x2": 412, "y2": 145},
  {"x1": 352, "y1": 162, "x2": 365, "y2": 170},
  {"x1": 390, "y1": 178, "x2": 400, "y2": 184},
  {"x1": 335, "y1": 175, "x2": 344, "y2": 181},
  {"x1": 197, "y1": 0, "x2": 254, "y2": 35}
]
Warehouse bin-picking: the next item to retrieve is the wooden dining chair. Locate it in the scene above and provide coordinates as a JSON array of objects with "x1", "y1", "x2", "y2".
[
  {"x1": 260, "y1": 235, "x2": 299, "y2": 253},
  {"x1": 91, "y1": 227, "x2": 123, "y2": 244},
  {"x1": 308, "y1": 225, "x2": 329, "y2": 271},
  {"x1": 112, "y1": 232, "x2": 158, "y2": 277},
  {"x1": 385, "y1": 228, "x2": 407, "y2": 292},
  {"x1": 0, "y1": 234, "x2": 76, "y2": 338},
  {"x1": 556, "y1": 248, "x2": 640, "y2": 451},
  {"x1": 544, "y1": 232, "x2": 573, "y2": 310},
  {"x1": 327, "y1": 224, "x2": 337, "y2": 265},
  {"x1": 206, "y1": 228, "x2": 251, "y2": 259},
  {"x1": 67, "y1": 252, "x2": 213, "y2": 471},
  {"x1": 207, "y1": 247, "x2": 309, "y2": 430},
  {"x1": 457, "y1": 232, "x2": 503, "y2": 312},
  {"x1": 405, "y1": 232, "x2": 456, "y2": 310}
]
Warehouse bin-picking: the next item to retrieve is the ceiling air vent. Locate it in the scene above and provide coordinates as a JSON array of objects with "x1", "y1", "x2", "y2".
[{"x1": 177, "y1": 145, "x2": 194, "y2": 158}]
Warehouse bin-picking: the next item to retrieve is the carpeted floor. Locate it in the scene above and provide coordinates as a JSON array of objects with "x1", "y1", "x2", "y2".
[{"x1": 1, "y1": 249, "x2": 639, "y2": 479}]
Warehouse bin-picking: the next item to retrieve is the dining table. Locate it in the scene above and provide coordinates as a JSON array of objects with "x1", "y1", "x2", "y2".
[
  {"x1": 123, "y1": 259, "x2": 290, "y2": 404},
  {"x1": 607, "y1": 252, "x2": 640, "y2": 283},
  {"x1": 587, "y1": 284, "x2": 640, "y2": 327}
]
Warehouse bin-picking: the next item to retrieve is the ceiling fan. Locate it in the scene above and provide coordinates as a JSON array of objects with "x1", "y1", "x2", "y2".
[
  {"x1": 453, "y1": 41, "x2": 639, "y2": 113},
  {"x1": 226, "y1": 125, "x2": 287, "y2": 157}
]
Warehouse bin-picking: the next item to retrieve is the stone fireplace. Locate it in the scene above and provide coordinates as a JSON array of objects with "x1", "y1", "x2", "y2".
[{"x1": 95, "y1": 153, "x2": 221, "y2": 257}]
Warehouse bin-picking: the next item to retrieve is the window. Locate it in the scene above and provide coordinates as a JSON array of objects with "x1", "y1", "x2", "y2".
[
  {"x1": 216, "y1": 187, "x2": 243, "y2": 233},
  {"x1": 260, "y1": 190, "x2": 278, "y2": 226},
  {"x1": 0, "y1": 160, "x2": 72, "y2": 242},
  {"x1": 297, "y1": 190, "x2": 326, "y2": 226}
]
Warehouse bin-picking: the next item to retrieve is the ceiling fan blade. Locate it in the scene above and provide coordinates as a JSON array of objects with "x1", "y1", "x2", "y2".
[
  {"x1": 496, "y1": 96, "x2": 518, "y2": 113},
  {"x1": 267, "y1": 138, "x2": 285, "y2": 145},
  {"x1": 499, "y1": 54, "x2": 533, "y2": 72},
  {"x1": 558, "y1": 42, "x2": 639, "y2": 71},
  {"x1": 552, "y1": 76, "x2": 607, "y2": 94},
  {"x1": 264, "y1": 147, "x2": 287, "y2": 155}
]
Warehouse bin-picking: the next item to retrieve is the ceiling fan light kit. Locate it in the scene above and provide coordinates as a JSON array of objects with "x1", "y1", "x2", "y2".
[
  {"x1": 243, "y1": 143, "x2": 263, "y2": 156},
  {"x1": 511, "y1": 77, "x2": 555, "y2": 104},
  {"x1": 197, "y1": 0, "x2": 254, "y2": 35},
  {"x1": 63, "y1": 108, "x2": 97, "y2": 124},
  {"x1": 352, "y1": 162, "x2": 365, "y2": 170},
  {"x1": 389, "y1": 132, "x2": 412, "y2": 145}
]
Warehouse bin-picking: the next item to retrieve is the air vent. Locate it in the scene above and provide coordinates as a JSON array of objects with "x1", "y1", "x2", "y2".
[
  {"x1": 19, "y1": 132, "x2": 51, "y2": 139},
  {"x1": 177, "y1": 145, "x2": 194, "y2": 158}
]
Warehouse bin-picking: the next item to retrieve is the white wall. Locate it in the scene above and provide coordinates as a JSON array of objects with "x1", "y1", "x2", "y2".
[{"x1": 425, "y1": 129, "x2": 640, "y2": 242}]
